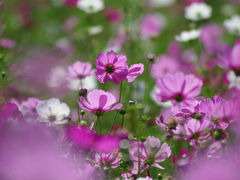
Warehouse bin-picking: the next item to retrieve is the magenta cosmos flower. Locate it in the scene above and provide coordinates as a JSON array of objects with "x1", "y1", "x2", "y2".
[
  {"x1": 95, "y1": 51, "x2": 144, "y2": 84},
  {"x1": 78, "y1": 89, "x2": 122, "y2": 115},
  {"x1": 155, "y1": 72, "x2": 203, "y2": 105},
  {"x1": 67, "y1": 61, "x2": 95, "y2": 80}
]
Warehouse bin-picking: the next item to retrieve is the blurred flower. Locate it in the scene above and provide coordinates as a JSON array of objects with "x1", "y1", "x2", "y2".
[
  {"x1": 106, "y1": 30, "x2": 127, "y2": 52},
  {"x1": 36, "y1": 98, "x2": 70, "y2": 126},
  {"x1": 140, "y1": 14, "x2": 163, "y2": 40},
  {"x1": 93, "y1": 151, "x2": 120, "y2": 169},
  {"x1": 48, "y1": 66, "x2": 67, "y2": 88},
  {"x1": 67, "y1": 125, "x2": 120, "y2": 152},
  {"x1": 224, "y1": 15, "x2": 240, "y2": 36},
  {"x1": 103, "y1": 7, "x2": 122, "y2": 23},
  {"x1": 0, "y1": 102, "x2": 24, "y2": 128},
  {"x1": 21, "y1": 97, "x2": 42, "y2": 115},
  {"x1": 77, "y1": 0, "x2": 104, "y2": 13},
  {"x1": 129, "y1": 136, "x2": 171, "y2": 170},
  {"x1": 227, "y1": 70, "x2": 240, "y2": 89},
  {"x1": 67, "y1": 61, "x2": 95, "y2": 80},
  {"x1": 151, "y1": 55, "x2": 179, "y2": 79},
  {"x1": 88, "y1": 25, "x2": 103, "y2": 35},
  {"x1": 219, "y1": 39, "x2": 240, "y2": 70},
  {"x1": 145, "y1": 0, "x2": 175, "y2": 8},
  {"x1": 0, "y1": 116, "x2": 97, "y2": 180},
  {"x1": 68, "y1": 74, "x2": 97, "y2": 91},
  {"x1": 178, "y1": 154, "x2": 240, "y2": 180},
  {"x1": 64, "y1": 0, "x2": 78, "y2": 6},
  {"x1": 0, "y1": 38, "x2": 16, "y2": 49},
  {"x1": 155, "y1": 72, "x2": 203, "y2": 105},
  {"x1": 175, "y1": 29, "x2": 201, "y2": 42},
  {"x1": 200, "y1": 24, "x2": 226, "y2": 54},
  {"x1": 185, "y1": 2, "x2": 212, "y2": 21},
  {"x1": 78, "y1": 89, "x2": 122, "y2": 114}
]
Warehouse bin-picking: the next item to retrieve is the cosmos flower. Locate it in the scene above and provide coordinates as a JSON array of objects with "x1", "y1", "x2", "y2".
[
  {"x1": 144, "y1": 0, "x2": 175, "y2": 8},
  {"x1": 93, "y1": 151, "x2": 120, "y2": 169},
  {"x1": 224, "y1": 15, "x2": 240, "y2": 36},
  {"x1": 129, "y1": 136, "x2": 171, "y2": 170},
  {"x1": 175, "y1": 29, "x2": 201, "y2": 42},
  {"x1": 103, "y1": 7, "x2": 122, "y2": 23},
  {"x1": 219, "y1": 39, "x2": 240, "y2": 71},
  {"x1": 67, "y1": 61, "x2": 95, "y2": 80},
  {"x1": 36, "y1": 98, "x2": 70, "y2": 126},
  {"x1": 155, "y1": 72, "x2": 203, "y2": 105},
  {"x1": 95, "y1": 51, "x2": 144, "y2": 84},
  {"x1": 78, "y1": 89, "x2": 122, "y2": 115},
  {"x1": 151, "y1": 55, "x2": 179, "y2": 79},
  {"x1": 21, "y1": 98, "x2": 42, "y2": 113},
  {"x1": 185, "y1": 2, "x2": 212, "y2": 21},
  {"x1": 140, "y1": 14, "x2": 163, "y2": 40},
  {"x1": 77, "y1": 0, "x2": 104, "y2": 13},
  {"x1": 67, "y1": 126, "x2": 120, "y2": 153},
  {"x1": 182, "y1": 118, "x2": 210, "y2": 146}
]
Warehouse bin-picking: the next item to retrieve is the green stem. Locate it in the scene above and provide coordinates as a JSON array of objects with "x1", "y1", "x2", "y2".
[
  {"x1": 110, "y1": 111, "x2": 118, "y2": 132},
  {"x1": 121, "y1": 114, "x2": 125, "y2": 128},
  {"x1": 119, "y1": 81, "x2": 123, "y2": 103}
]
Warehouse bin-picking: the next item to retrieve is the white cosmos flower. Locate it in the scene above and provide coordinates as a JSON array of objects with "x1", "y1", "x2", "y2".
[
  {"x1": 77, "y1": 0, "x2": 104, "y2": 13},
  {"x1": 175, "y1": 29, "x2": 201, "y2": 42},
  {"x1": 48, "y1": 66, "x2": 66, "y2": 88},
  {"x1": 88, "y1": 25, "x2": 103, "y2": 35},
  {"x1": 227, "y1": 70, "x2": 240, "y2": 89},
  {"x1": 224, "y1": 15, "x2": 240, "y2": 36},
  {"x1": 68, "y1": 74, "x2": 96, "y2": 91},
  {"x1": 148, "y1": 0, "x2": 175, "y2": 7},
  {"x1": 36, "y1": 98, "x2": 70, "y2": 125},
  {"x1": 185, "y1": 2, "x2": 212, "y2": 21}
]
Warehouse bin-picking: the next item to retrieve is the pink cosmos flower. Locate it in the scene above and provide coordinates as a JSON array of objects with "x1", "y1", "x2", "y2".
[
  {"x1": 95, "y1": 51, "x2": 144, "y2": 84},
  {"x1": 21, "y1": 97, "x2": 42, "y2": 113},
  {"x1": 67, "y1": 61, "x2": 95, "y2": 80},
  {"x1": 200, "y1": 24, "x2": 226, "y2": 54},
  {"x1": 155, "y1": 72, "x2": 203, "y2": 105},
  {"x1": 93, "y1": 151, "x2": 120, "y2": 169},
  {"x1": 140, "y1": 14, "x2": 163, "y2": 40},
  {"x1": 64, "y1": 0, "x2": 79, "y2": 6},
  {"x1": 182, "y1": 118, "x2": 210, "y2": 146},
  {"x1": 103, "y1": 7, "x2": 122, "y2": 23},
  {"x1": 0, "y1": 38, "x2": 16, "y2": 49},
  {"x1": 199, "y1": 96, "x2": 234, "y2": 130},
  {"x1": 156, "y1": 108, "x2": 179, "y2": 132},
  {"x1": 78, "y1": 89, "x2": 122, "y2": 114},
  {"x1": 95, "y1": 51, "x2": 128, "y2": 84},
  {"x1": 219, "y1": 39, "x2": 240, "y2": 72},
  {"x1": 67, "y1": 126, "x2": 120, "y2": 153},
  {"x1": 151, "y1": 55, "x2": 179, "y2": 79},
  {"x1": 126, "y1": 63, "x2": 144, "y2": 82},
  {"x1": 129, "y1": 136, "x2": 171, "y2": 170},
  {"x1": 0, "y1": 102, "x2": 24, "y2": 129}
]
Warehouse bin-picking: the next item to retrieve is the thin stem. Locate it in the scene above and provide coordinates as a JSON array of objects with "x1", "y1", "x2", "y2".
[
  {"x1": 80, "y1": 79, "x2": 83, "y2": 88},
  {"x1": 121, "y1": 114, "x2": 125, "y2": 128},
  {"x1": 110, "y1": 111, "x2": 118, "y2": 131},
  {"x1": 119, "y1": 81, "x2": 123, "y2": 103},
  {"x1": 94, "y1": 116, "x2": 99, "y2": 131},
  {"x1": 98, "y1": 116, "x2": 102, "y2": 134}
]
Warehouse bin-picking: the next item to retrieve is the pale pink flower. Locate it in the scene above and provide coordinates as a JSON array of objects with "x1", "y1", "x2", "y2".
[
  {"x1": 93, "y1": 151, "x2": 120, "y2": 169},
  {"x1": 155, "y1": 72, "x2": 203, "y2": 105},
  {"x1": 67, "y1": 61, "x2": 95, "y2": 80},
  {"x1": 78, "y1": 89, "x2": 122, "y2": 114}
]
